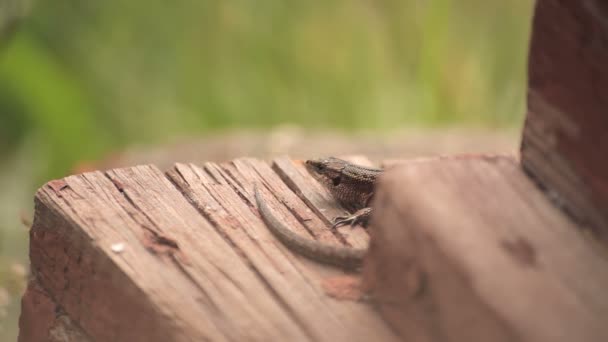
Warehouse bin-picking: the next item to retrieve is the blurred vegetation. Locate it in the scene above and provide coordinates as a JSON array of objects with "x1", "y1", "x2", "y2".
[
  {"x1": 0, "y1": 0, "x2": 534, "y2": 339},
  {"x1": 1, "y1": 0, "x2": 534, "y2": 180}
]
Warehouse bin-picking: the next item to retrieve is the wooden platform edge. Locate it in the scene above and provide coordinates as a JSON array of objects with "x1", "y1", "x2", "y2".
[
  {"x1": 19, "y1": 158, "x2": 399, "y2": 342},
  {"x1": 19, "y1": 154, "x2": 608, "y2": 342}
]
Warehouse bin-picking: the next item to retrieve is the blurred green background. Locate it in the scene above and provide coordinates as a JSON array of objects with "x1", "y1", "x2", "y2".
[{"x1": 0, "y1": 0, "x2": 533, "y2": 339}]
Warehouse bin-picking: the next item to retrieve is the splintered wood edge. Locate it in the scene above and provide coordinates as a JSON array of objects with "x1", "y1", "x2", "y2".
[
  {"x1": 366, "y1": 155, "x2": 608, "y2": 342},
  {"x1": 24, "y1": 157, "x2": 396, "y2": 342}
]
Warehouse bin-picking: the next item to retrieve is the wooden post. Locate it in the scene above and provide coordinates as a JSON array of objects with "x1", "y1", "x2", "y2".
[{"x1": 521, "y1": 0, "x2": 608, "y2": 237}]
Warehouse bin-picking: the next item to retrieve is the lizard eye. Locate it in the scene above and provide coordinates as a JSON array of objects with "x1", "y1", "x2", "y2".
[{"x1": 332, "y1": 176, "x2": 341, "y2": 186}]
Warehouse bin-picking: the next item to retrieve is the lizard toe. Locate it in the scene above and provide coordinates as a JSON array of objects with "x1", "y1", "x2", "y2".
[
  {"x1": 331, "y1": 215, "x2": 353, "y2": 228},
  {"x1": 331, "y1": 208, "x2": 373, "y2": 228}
]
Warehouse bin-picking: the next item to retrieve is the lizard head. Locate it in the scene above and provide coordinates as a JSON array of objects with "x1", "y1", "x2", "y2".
[{"x1": 305, "y1": 157, "x2": 347, "y2": 187}]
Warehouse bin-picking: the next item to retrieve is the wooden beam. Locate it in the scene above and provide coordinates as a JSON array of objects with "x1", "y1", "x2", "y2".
[
  {"x1": 365, "y1": 156, "x2": 608, "y2": 342},
  {"x1": 23, "y1": 160, "x2": 398, "y2": 342}
]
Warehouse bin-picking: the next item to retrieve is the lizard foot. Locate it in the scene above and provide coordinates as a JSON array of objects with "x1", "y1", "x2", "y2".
[{"x1": 331, "y1": 207, "x2": 372, "y2": 228}]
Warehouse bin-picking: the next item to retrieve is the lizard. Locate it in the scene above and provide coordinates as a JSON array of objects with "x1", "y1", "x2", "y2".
[{"x1": 254, "y1": 157, "x2": 383, "y2": 270}]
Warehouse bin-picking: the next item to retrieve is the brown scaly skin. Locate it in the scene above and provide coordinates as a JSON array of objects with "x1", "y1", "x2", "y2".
[
  {"x1": 255, "y1": 157, "x2": 382, "y2": 270},
  {"x1": 305, "y1": 157, "x2": 381, "y2": 227}
]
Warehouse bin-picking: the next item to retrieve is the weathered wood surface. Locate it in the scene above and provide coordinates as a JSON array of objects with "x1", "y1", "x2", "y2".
[
  {"x1": 23, "y1": 153, "x2": 608, "y2": 342},
  {"x1": 22, "y1": 157, "x2": 399, "y2": 342},
  {"x1": 522, "y1": 0, "x2": 608, "y2": 238},
  {"x1": 366, "y1": 156, "x2": 608, "y2": 342}
]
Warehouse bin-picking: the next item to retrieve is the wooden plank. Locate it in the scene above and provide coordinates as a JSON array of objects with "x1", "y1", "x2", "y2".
[
  {"x1": 365, "y1": 156, "x2": 608, "y2": 342},
  {"x1": 166, "y1": 158, "x2": 398, "y2": 341},
  {"x1": 26, "y1": 160, "x2": 398, "y2": 341},
  {"x1": 522, "y1": 0, "x2": 608, "y2": 238},
  {"x1": 31, "y1": 166, "x2": 301, "y2": 341},
  {"x1": 107, "y1": 166, "x2": 312, "y2": 340}
]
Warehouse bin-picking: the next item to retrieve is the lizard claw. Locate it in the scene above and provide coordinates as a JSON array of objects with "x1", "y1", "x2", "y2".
[{"x1": 331, "y1": 207, "x2": 373, "y2": 228}]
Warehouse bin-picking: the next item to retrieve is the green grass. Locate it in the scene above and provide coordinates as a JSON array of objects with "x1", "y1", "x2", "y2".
[{"x1": 1, "y1": 0, "x2": 533, "y2": 180}]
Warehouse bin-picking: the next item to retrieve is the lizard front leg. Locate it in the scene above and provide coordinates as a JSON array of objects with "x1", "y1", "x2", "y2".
[{"x1": 332, "y1": 207, "x2": 372, "y2": 228}]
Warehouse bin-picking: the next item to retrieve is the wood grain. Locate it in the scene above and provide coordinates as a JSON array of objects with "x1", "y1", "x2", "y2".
[
  {"x1": 23, "y1": 159, "x2": 398, "y2": 342},
  {"x1": 365, "y1": 156, "x2": 608, "y2": 342}
]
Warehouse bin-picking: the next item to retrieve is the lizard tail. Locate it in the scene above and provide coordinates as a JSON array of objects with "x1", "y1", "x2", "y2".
[{"x1": 254, "y1": 185, "x2": 365, "y2": 270}]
